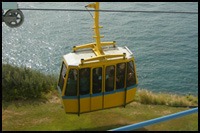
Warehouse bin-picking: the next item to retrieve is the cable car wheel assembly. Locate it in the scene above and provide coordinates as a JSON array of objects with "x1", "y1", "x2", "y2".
[{"x1": 2, "y1": 9, "x2": 24, "y2": 28}]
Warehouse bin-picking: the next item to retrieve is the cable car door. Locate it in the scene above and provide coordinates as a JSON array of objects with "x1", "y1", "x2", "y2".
[
  {"x1": 104, "y1": 65, "x2": 116, "y2": 108},
  {"x1": 104, "y1": 63, "x2": 126, "y2": 108},
  {"x1": 79, "y1": 68, "x2": 91, "y2": 113},
  {"x1": 91, "y1": 67, "x2": 103, "y2": 111}
]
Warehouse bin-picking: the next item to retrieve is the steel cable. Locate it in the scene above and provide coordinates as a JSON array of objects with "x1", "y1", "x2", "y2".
[{"x1": 18, "y1": 8, "x2": 198, "y2": 14}]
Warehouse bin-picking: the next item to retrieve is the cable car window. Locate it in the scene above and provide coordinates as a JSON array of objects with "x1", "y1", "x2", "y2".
[
  {"x1": 92, "y1": 67, "x2": 102, "y2": 94},
  {"x1": 105, "y1": 65, "x2": 115, "y2": 92},
  {"x1": 116, "y1": 63, "x2": 126, "y2": 89},
  {"x1": 127, "y1": 60, "x2": 136, "y2": 87},
  {"x1": 58, "y1": 62, "x2": 67, "y2": 92},
  {"x1": 65, "y1": 69, "x2": 77, "y2": 96},
  {"x1": 79, "y1": 68, "x2": 90, "y2": 95}
]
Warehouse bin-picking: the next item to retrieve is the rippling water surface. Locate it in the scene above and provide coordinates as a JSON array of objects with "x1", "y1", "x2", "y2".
[{"x1": 2, "y1": 2, "x2": 198, "y2": 95}]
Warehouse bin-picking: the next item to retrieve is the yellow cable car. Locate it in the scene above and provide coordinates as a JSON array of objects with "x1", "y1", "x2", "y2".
[{"x1": 57, "y1": 2, "x2": 138, "y2": 115}]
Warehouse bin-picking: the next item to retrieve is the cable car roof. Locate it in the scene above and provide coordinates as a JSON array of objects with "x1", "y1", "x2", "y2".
[{"x1": 63, "y1": 46, "x2": 134, "y2": 66}]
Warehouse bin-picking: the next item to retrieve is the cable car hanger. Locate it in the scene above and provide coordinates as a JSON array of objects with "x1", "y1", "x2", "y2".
[{"x1": 73, "y1": 2, "x2": 125, "y2": 62}]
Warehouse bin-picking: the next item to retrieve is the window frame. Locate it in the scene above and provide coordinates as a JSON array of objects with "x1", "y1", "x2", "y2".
[
  {"x1": 64, "y1": 68, "x2": 78, "y2": 96},
  {"x1": 58, "y1": 61, "x2": 67, "y2": 94},
  {"x1": 79, "y1": 67, "x2": 91, "y2": 95},
  {"x1": 126, "y1": 60, "x2": 137, "y2": 88},
  {"x1": 116, "y1": 62, "x2": 126, "y2": 90},
  {"x1": 105, "y1": 65, "x2": 116, "y2": 92},
  {"x1": 92, "y1": 67, "x2": 103, "y2": 94}
]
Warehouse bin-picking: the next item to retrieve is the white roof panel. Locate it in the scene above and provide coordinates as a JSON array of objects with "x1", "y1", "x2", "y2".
[{"x1": 63, "y1": 46, "x2": 134, "y2": 66}]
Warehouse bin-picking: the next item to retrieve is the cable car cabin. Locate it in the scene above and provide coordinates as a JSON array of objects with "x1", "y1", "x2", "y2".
[
  {"x1": 57, "y1": 46, "x2": 138, "y2": 114},
  {"x1": 57, "y1": 2, "x2": 138, "y2": 115}
]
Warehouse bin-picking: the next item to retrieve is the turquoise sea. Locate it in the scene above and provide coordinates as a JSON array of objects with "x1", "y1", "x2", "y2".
[{"x1": 2, "y1": 2, "x2": 198, "y2": 96}]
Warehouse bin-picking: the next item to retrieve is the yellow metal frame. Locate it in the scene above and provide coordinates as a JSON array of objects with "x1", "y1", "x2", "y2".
[
  {"x1": 91, "y1": 66, "x2": 103, "y2": 94},
  {"x1": 62, "y1": 66, "x2": 79, "y2": 97},
  {"x1": 80, "y1": 53, "x2": 126, "y2": 65},
  {"x1": 133, "y1": 59, "x2": 138, "y2": 85},
  {"x1": 57, "y1": 58, "x2": 68, "y2": 88},
  {"x1": 116, "y1": 61, "x2": 127, "y2": 89},
  {"x1": 104, "y1": 64, "x2": 116, "y2": 92},
  {"x1": 78, "y1": 58, "x2": 129, "y2": 69},
  {"x1": 73, "y1": 2, "x2": 116, "y2": 58}
]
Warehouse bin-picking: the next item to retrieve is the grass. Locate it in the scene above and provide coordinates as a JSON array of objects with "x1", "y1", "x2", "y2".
[
  {"x1": 2, "y1": 89, "x2": 198, "y2": 131},
  {"x1": 135, "y1": 89, "x2": 198, "y2": 106}
]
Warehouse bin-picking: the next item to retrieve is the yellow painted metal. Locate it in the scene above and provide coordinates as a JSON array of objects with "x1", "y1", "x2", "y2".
[
  {"x1": 90, "y1": 66, "x2": 103, "y2": 111},
  {"x1": 104, "y1": 93, "x2": 116, "y2": 108},
  {"x1": 72, "y1": 41, "x2": 116, "y2": 53},
  {"x1": 92, "y1": 35, "x2": 104, "y2": 39},
  {"x1": 101, "y1": 41, "x2": 116, "y2": 47},
  {"x1": 61, "y1": 68, "x2": 68, "y2": 96},
  {"x1": 126, "y1": 87, "x2": 137, "y2": 103},
  {"x1": 81, "y1": 2, "x2": 104, "y2": 56},
  {"x1": 78, "y1": 57, "x2": 131, "y2": 70},
  {"x1": 57, "y1": 60, "x2": 63, "y2": 89},
  {"x1": 57, "y1": 58, "x2": 68, "y2": 90},
  {"x1": 63, "y1": 99, "x2": 78, "y2": 113},
  {"x1": 125, "y1": 59, "x2": 138, "y2": 103},
  {"x1": 104, "y1": 91, "x2": 125, "y2": 109},
  {"x1": 133, "y1": 58, "x2": 138, "y2": 85},
  {"x1": 81, "y1": 53, "x2": 126, "y2": 64},
  {"x1": 104, "y1": 64, "x2": 116, "y2": 108},
  {"x1": 90, "y1": 2, "x2": 103, "y2": 55},
  {"x1": 91, "y1": 25, "x2": 103, "y2": 29},
  {"x1": 80, "y1": 97, "x2": 91, "y2": 113},
  {"x1": 114, "y1": 91, "x2": 126, "y2": 106},
  {"x1": 91, "y1": 66, "x2": 103, "y2": 94},
  {"x1": 72, "y1": 2, "x2": 118, "y2": 57},
  {"x1": 73, "y1": 43, "x2": 94, "y2": 52},
  {"x1": 91, "y1": 96, "x2": 103, "y2": 111},
  {"x1": 62, "y1": 66, "x2": 79, "y2": 96},
  {"x1": 105, "y1": 64, "x2": 116, "y2": 91}
]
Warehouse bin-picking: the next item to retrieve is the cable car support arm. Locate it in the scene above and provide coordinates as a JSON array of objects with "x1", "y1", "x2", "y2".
[{"x1": 73, "y1": 2, "x2": 116, "y2": 57}]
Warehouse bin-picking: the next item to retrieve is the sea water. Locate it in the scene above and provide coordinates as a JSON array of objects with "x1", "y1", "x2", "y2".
[{"x1": 2, "y1": 2, "x2": 198, "y2": 96}]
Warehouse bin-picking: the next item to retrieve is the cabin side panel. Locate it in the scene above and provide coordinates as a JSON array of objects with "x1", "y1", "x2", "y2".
[{"x1": 63, "y1": 99, "x2": 79, "y2": 113}]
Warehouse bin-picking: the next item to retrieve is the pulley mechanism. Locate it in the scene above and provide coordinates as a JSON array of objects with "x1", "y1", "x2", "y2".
[{"x1": 2, "y1": 2, "x2": 24, "y2": 28}]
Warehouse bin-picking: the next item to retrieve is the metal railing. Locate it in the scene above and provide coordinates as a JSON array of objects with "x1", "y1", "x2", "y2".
[{"x1": 108, "y1": 107, "x2": 198, "y2": 131}]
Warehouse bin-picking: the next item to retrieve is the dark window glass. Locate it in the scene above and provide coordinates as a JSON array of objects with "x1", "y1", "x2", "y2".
[
  {"x1": 65, "y1": 69, "x2": 77, "y2": 96},
  {"x1": 79, "y1": 68, "x2": 90, "y2": 95},
  {"x1": 92, "y1": 67, "x2": 102, "y2": 94},
  {"x1": 105, "y1": 65, "x2": 115, "y2": 92},
  {"x1": 58, "y1": 62, "x2": 67, "y2": 92},
  {"x1": 126, "y1": 60, "x2": 136, "y2": 87},
  {"x1": 116, "y1": 63, "x2": 126, "y2": 89}
]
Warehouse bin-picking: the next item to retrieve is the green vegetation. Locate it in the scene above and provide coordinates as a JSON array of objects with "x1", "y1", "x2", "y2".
[
  {"x1": 2, "y1": 63, "x2": 57, "y2": 101},
  {"x1": 2, "y1": 96, "x2": 198, "y2": 131},
  {"x1": 135, "y1": 89, "x2": 198, "y2": 106},
  {"x1": 2, "y1": 64, "x2": 198, "y2": 131}
]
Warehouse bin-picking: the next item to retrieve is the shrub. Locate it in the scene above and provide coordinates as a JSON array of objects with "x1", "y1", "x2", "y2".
[
  {"x1": 136, "y1": 89, "x2": 197, "y2": 106},
  {"x1": 168, "y1": 95, "x2": 190, "y2": 106},
  {"x1": 2, "y1": 63, "x2": 58, "y2": 101},
  {"x1": 137, "y1": 89, "x2": 166, "y2": 105}
]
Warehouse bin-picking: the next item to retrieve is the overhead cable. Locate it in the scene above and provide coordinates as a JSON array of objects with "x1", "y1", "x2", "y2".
[{"x1": 18, "y1": 8, "x2": 198, "y2": 14}]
